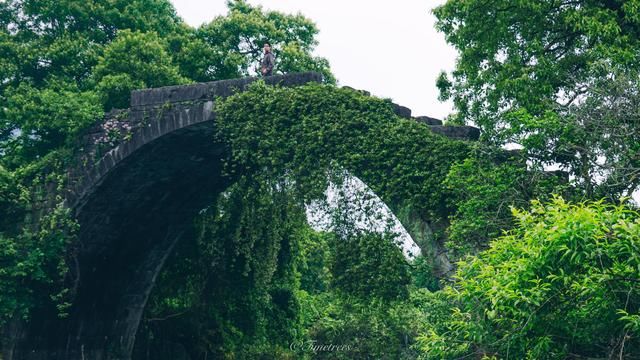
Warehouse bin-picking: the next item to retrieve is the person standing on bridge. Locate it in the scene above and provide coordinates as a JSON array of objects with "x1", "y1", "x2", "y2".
[{"x1": 260, "y1": 42, "x2": 275, "y2": 77}]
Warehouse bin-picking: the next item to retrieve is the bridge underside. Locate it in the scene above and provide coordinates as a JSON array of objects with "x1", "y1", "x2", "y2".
[{"x1": 14, "y1": 122, "x2": 227, "y2": 359}]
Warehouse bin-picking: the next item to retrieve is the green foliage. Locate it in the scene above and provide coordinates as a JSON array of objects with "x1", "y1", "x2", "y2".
[
  {"x1": 92, "y1": 30, "x2": 189, "y2": 110},
  {"x1": 444, "y1": 152, "x2": 567, "y2": 256},
  {"x1": 444, "y1": 156, "x2": 528, "y2": 255},
  {"x1": 0, "y1": 165, "x2": 25, "y2": 232},
  {"x1": 0, "y1": 0, "x2": 335, "y2": 168},
  {"x1": 140, "y1": 77, "x2": 463, "y2": 353},
  {"x1": 296, "y1": 228, "x2": 331, "y2": 294},
  {"x1": 0, "y1": 0, "x2": 183, "y2": 92},
  {"x1": 141, "y1": 75, "x2": 478, "y2": 353},
  {"x1": 554, "y1": 72, "x2": 640, "y2": 199},
  {"x1": 434, "y1": 0, "x2": 640, "y2": 133},
  {"x1": 1, "y1": 81, "x2": 102, "y2": 167},
  {"x1": 412, "y1": 289, "x2": 471, "y2": 359},
  {"x1": 331, "y1": 231, "x2": 410, "y2": 301},
  {"x1": 15, "y1": 0, "x2": 183, "y2": 42},
  {"x1": 294, "y1": 229, "x2": 422, "y2": 360},
  {"x1": 417, "y1": 198, "x2": 640, "y2": 359},
  {"x1": 434, "y1": 0, "x2": 640, "y2": 199},
  {"x1": 289, "y1": 229, "x2": 428, "y2": 359},
  {"x1": 210, "y1": 79, "x2": 477, "y2": 357},
  {"x1": 302, "y1": 294, "x2": 425, "y2": 360},
  {"x1": 0, "y1": 0, "x2": 183, "y2": 167},
  {"x1": 410, "y1": 255, "x2": 440, "y2": 292},
  {"x1": 0, "y1": 152, "x2": 77, "y2": 326},
  {"x1": 0, "y1": 206, "x2": 76, "y2": 325},
  {"x1": 137, "y1": 177, "x2": 307, "y2": 358}
]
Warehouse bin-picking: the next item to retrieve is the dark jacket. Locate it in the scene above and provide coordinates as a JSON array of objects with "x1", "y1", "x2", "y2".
[{"x1": 261, "y1": 51, "x2": 275, "y2": 75}]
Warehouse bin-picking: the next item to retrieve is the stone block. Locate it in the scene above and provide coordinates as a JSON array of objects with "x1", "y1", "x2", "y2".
[
  {"x1": 392, "y1": 103, "x2": 412, "y2": 118},
  {"x1": 429, "y1": 125, "x2": 480, "y2": 141}
]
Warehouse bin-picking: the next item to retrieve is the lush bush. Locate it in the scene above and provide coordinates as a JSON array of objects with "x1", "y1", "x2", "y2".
[
  {"x1": 417, "y1": 198, "x2": 640, "y2": 359},
  {"x1": 410, "y1": 255, "x2": 440, "y2": 292},
  {"x1": 331, "y1": 231, "x2": 411, "y2": 302},
  {"x1": 302, "y1": 294, "x2": 425, "y2": 360},
  {"x1": 93, "y1": 30, "x2": 189, "y2": 110},
  {"x1": 296, "y1": 230, "x2": 423, "y2": 360}
]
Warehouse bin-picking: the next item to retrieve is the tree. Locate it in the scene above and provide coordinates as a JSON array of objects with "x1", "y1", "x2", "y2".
[
  {"x1": 443, "y1": 151, "x2": 568, "y2": 256},
  {"x1": 554, "y1": 72, "x2": 640, "y2": 199},
  {"x1": 92, "y1": 30, "x2": 189, "y2": 110},
  {"x1": 195, "y1": 0, "x2": 335, "y2": 83},
  {"x1": 1, "y1": 81, "x2": 101, "y2": 168},
  {"x1": 0, "y1": 0, "x2": 186, "y2": 167},
  {"x1": 0, "y1": 0, "x2": 184, "y2": 88},
  {"x1": 434, "y1": 0, "x2": 640, "y2": 198}
]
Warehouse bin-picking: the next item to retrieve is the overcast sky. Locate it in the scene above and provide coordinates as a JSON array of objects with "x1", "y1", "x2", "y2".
[{"x1": 169, "y1": 0, "x2": 457, "y2": 120}]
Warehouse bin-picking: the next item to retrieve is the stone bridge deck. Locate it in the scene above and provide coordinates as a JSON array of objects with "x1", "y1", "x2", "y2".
[{"x1": 68, "y1": 72, "x2": 479, "y2": 213}]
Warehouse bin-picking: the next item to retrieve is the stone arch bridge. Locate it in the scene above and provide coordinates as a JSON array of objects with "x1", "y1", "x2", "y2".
[{"x1": 5, "y1": 72, "x2": 479, "y2": 360}]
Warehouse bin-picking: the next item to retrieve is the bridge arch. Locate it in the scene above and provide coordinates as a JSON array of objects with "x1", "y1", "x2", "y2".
[{"x1": 9, "y1": 72, "x2": 479, "y2": 359}]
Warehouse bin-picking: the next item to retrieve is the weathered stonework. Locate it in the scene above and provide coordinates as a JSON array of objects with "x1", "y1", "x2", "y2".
[
  {"x1": 429, "y1": 125, "x2": 481, "y2": 141},
  {"x1": 414, "y1": 115, "x2": 443, "y2": 126}
]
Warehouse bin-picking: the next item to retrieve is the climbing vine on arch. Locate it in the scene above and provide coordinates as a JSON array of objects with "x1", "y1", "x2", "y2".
[{"x1": 215, "y1": 81, "x2": 472, "y2": 225}]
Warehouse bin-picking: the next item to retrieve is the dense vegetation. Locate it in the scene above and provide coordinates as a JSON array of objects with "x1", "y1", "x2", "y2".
[
  {"x1": 434, "y1": 0, "x2": 640, "y2": 200},
  {"x1": 418, "y1": 198, "x2": 640, "y2": 359},
  {"x1": 1, "y1": 0, "x2": 639, "y2": 359}
]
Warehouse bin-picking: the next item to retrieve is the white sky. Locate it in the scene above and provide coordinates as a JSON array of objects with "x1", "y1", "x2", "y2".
[{"x1": 169, "y1": 0, "x2": 457, "y2": 120}]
